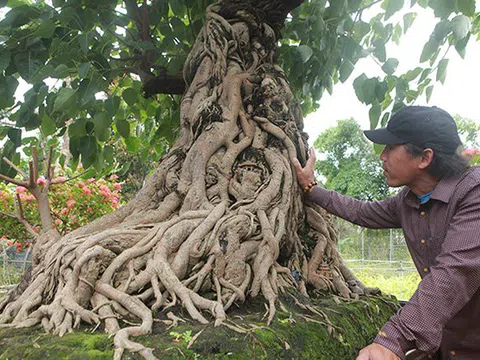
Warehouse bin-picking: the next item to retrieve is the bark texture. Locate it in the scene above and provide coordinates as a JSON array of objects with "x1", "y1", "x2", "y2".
[{"x1": 0, "y1": 1, "x2": 375, "y2": 359}]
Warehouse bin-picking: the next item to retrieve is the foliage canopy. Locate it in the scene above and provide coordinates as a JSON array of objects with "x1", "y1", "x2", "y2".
[{"x1": 0, "y1": 0, "x2": 478, "y2": 177}]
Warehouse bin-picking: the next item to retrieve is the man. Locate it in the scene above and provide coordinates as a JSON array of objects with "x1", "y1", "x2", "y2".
[{"x1": 292, "y1": 106, "x2": 480, "y2": 360}]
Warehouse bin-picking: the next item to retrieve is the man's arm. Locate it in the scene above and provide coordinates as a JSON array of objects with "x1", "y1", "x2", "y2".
[
  {"x1": 292, "y1": 150, "x2": 402, "y2": 229},
  {"x1": 374, "y1": 185, "x2": 480, "y2": 357}
]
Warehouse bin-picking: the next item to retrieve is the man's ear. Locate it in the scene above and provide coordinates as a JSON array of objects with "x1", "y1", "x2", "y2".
[{"x1": 418, "y1": 148, "x2": 434, "y2": 169}]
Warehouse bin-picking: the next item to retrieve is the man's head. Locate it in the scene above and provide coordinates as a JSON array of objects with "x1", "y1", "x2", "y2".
[{"x1": 364, "y1": 106, "x2": 469, "y2": 188}]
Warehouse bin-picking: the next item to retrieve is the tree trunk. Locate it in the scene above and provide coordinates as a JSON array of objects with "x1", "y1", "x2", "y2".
[{"x1": 0, "y1": 1, "x2": 375, "y2": 359}]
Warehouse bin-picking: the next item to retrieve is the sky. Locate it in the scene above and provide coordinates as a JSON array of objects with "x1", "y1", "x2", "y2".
[{"x1": 304, "y1": 4, "x2": 480, "y2": 146}]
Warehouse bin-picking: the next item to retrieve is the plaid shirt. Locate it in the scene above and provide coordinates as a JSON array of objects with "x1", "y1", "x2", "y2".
[{"x1": 308, "y1": 166, "x2": 480, "y2": 360}]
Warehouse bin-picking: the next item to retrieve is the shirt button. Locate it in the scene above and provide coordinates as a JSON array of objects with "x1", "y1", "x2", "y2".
[
  {"x1": 423, "y1": 268, "x2": 429, "y2": 273},
  {"x1": 421, "y1": 239, "x2": 426, "y2": 244},
  {"x1": 420, "y1": 211, "x2": 426, "y2": 216}
]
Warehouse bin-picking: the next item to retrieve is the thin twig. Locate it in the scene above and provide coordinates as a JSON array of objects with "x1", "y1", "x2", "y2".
[
  {"x1": 0, "y1": 173, "x2": 26, "y2": 187},
  {"x1": 2, "y1": 157, "x2": 27, "y2": 179}
]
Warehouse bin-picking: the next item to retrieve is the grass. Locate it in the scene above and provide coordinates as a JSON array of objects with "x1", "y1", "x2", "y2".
[{"x1": 351, "y1": 264, "x2": 421, "y2": 301}]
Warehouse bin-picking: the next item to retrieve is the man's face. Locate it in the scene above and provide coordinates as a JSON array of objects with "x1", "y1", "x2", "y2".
[{"x1": 379, "y1": 144, "x2": 423, "y2": 187}]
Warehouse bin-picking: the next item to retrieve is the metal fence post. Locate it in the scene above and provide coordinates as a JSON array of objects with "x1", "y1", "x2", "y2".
[
  {"x1": 361, "y1": 228, "x2": 365, "y2": 266},
  {"x1": 389, "y1": 228, "x2": 394, "y2": 262}
]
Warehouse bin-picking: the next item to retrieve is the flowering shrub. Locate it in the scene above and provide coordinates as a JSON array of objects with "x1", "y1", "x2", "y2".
[
  {"x1": 0, "y1": 174, "x2": 123, "y2": 250},
  {"x1": 462, "y1": 148, "x2": 480, "y2": 166}
]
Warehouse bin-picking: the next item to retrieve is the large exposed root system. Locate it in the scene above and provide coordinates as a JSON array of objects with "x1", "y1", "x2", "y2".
[{"x1": 0, "y1": 2, "x2": 376, "y2": 359}]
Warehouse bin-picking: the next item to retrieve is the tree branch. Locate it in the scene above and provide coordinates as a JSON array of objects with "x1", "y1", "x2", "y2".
[
  {"x1": 0, "y1": 173, "x2": 27, "y2": 187},
  {"x1": 2, "y1": 157, "x2": 27, "y2": 179}
]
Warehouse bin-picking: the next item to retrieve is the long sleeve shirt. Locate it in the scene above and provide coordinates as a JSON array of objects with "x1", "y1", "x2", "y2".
[{"x1": 307, "y1": 166, "x2": 480, "y2": 360}]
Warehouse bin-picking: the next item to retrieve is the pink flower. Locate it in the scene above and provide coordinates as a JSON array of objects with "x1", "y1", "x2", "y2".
[
  {"x1": 37, "y1": 176, "x2": 47, "y2": 186},
  {"x1": 15, "y1": 186, "x2": 27, "y2": 194},
  {"x1": 34, "y1": 226, "x2": 40, "y2": 233},
  {"x1": 109, "y1": 174, "x2": 119, "y2": 181},
  {"x1": 462, "y1": 148, "x2": 480, "y2": 158},
  {"x1": 61, "y1": 208, "x2": 68, "y2": 216},
  {"x1": 113, "y1": 183, "x2": 122, "y2": 190},
  {"x1": 87, "y1": 178, "x2": 96, "y2": 183},
  {"x1": 101, "y1": 190, "x2": 110, "y2": 198},
  {"x1": 76, "y1": 181, "x2": 85, "y2": 188},
  {"x1": 55, "y1": 218, "x2": 62, "y2": 225},
  {"x1": 66, "y1": 199, "x2": 76, "y2": 209},
  {"x1": 111, "y1": 199, "x2": 119, "y2": 208},
  {"x1": 25, "y1": 195, "x2": 35, "y2": 201},
  {"x1": 6, "y1": 240, "x2": 12, "y2": 246},
  {"x1": 53, "y1": 176, "x2": 67, "y2": 183},
  {"x1": 82, "y1": 187, "x2": 92, "y2": 195}
]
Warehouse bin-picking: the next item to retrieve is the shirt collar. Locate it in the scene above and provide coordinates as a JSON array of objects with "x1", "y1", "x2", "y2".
[{"x1": 403, "y1": 171, "x2": 466, "y2": 208}]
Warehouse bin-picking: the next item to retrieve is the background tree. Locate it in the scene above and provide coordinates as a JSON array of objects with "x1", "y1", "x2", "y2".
[
  {"x1": 313, "y1": 118, "x2": 391, "y2": 201},
  {"x1": 455, "y1": 114, "x2": 480, "y2": 148},
  {"x1": 0, "y1": 0, "x2": 478, "y2": 359}
]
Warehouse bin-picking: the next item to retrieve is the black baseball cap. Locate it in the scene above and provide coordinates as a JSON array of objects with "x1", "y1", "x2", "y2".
[{"x1": 364, "y1": 106, "x2": 461, "y2": 154}]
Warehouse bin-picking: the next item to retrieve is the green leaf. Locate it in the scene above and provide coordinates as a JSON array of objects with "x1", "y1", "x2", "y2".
[
  {"x1": 381, "y1": 58, "x2": 399, "y2": 75},
  {"x1": 362, "y1": 77, "x2": 378, "y2": 105},
  {"x1": 53, "y1": 88, "x2": 77, "y2": 112},
  {"x1": 429, "y1": 0, "x2": 456, "y2": 18},
  {"x1": 436, "y1": 59, "x2": 448, "y2": 84},
  {"x1": 7, "y1": 127, "x2": 21, "y2": 147},
  {"x1": 353, "y1": 21, "x2": 370, "y2": 39},
  {"x1": 93, "y1": 111, "x2": 112, "y2": 142},
  {"x1": 52, "y1": 64, "x2": 70, "y2": 78},
  {"x1": 297, "y1": 45, "x2": 314, "y2": 63},
  {"x1": 451, "y1": 15, "x2": 471, "y2": 40},
  {"x1": 380, "y1": 112, "x2": 390, "y2": 127},
  {"x1": 339, "y1": 60, "x2": 355, "y2": 83},
  {"x1": 122, "y1": 88, "x2": 138, "y2": 107},
  {"x1": 78, "y1": 32, "x2": 91, "y2": 54},
  {"x1": 404, "y1": 67, "x2": 422, "y2": 81},
  {"x1": 0, "y1": 75, "x2": 18, "y2": 110},
  {"x1": 375, "y1": 81, "x2": 388, "y2": 103},
  {"x1": 455, "y1": 33, "x2": 470, "y2": 58},
  {"x1": 41, "y1": 114, "x2": 56, "y2": 136},
  {"x1": 69, "y1": 118, "x2": 87, "y2": 137},
  {"x1": 125, "y1": 136, "x2": 141, "y2": 154},
  {"x1": 369, "y1": 103, "x2": 381, "y2": 129},
  {"x1": 79, "y1": 62, "x2": 90, "y2": 79},
  {"x1": 105, "y1": 96, "x2": 120, "y2": 117},
  {"x1": 384, "y1": 0, "x2": 404, "y2": 20},
  {"x1": 403, "y1": 13, "x2": 416, "y2": 33},
  {"x1": 418, "y1": 68, "x2": 431, "y2": 83},
  {"x1": 420, "y1": 38, "x2": 440, "y2": 62},
  {"x1": 34, "y1": 19, "x2": 55, "y2": 38},
  {"x1": 170, "y1": 0, "x2": 185, "y2": 16},
  {"x1": 0, "y1": 50, "x2": 11, "y2": 73},
  {"x1": 373, "y1": 39, "x2": 386, "y2": 62},
  {"x1": 373, "y1": 143, "x2": 385, "y2": 155},
  {"x1": 456, "y1": 0, "x2": 475, "y2": 16},
  {"x1": 79, "y1": 135, "x2": 97, "y2": 168},
  {"x1": 116, "y1": 119, "x2": 130, "y2": 138},
  {"x1": 433, "y1": 19, "x2": 452, "y2": 41},
  {"x1": 353, "y1": 74, "x2": 367, "y2": 103},
  {"x1": 426, "y1": 85, "x2": 434, "y2": 102}
]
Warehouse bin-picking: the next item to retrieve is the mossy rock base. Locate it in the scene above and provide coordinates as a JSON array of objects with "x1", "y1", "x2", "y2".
[{"x1": 0, "y1": 294, "x2": 399, "y2": 360}]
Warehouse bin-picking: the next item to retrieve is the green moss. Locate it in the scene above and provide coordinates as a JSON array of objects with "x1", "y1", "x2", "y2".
[
  {"x1": 0, "y1": 295, "x2": 398, "y2": 360},
  {"x1": 0, "y1": 328, "x2": 113, "y2": 360}
]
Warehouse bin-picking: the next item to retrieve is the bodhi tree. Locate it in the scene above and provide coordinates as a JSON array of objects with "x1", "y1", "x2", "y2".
[{"x1": 0, "y1": 0, "x2": 478, "y2": 358}]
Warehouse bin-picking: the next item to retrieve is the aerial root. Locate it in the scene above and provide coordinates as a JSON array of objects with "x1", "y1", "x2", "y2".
[{"x1": 95, "y1": 283, "x2": 156, "y2": 360}]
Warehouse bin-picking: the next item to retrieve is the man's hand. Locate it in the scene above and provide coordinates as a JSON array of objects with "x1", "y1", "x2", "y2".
[
  {"x1": 292, "y1": 148, "x2": 317, "y2": 192},
  {"x1": 356, "y1": 343, "x2": 401, "y2": 360}
]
